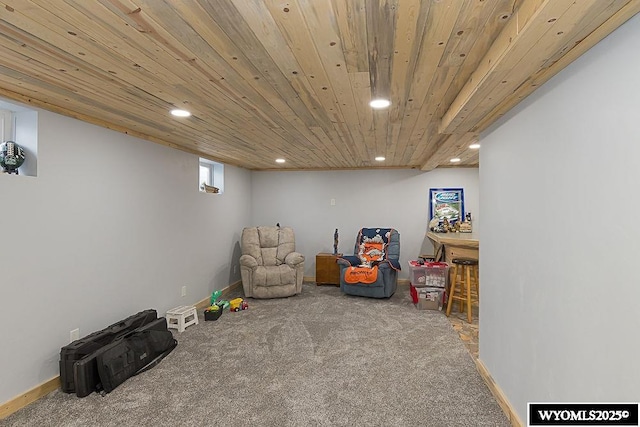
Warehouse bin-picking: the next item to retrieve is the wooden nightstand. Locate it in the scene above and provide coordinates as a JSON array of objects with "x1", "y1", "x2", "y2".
[{"x1": 315, "y1": 253, "x2": 342, "y2": 286}]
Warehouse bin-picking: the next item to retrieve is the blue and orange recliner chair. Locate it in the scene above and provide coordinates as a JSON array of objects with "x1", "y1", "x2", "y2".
[{"x1": 337, "y1": 228, "x2": 401, "y2": 298}]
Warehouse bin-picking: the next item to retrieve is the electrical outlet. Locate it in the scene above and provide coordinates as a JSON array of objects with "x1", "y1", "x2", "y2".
[
  {"x1": 181, "y1": 286, "x2": 187, "y2": 297},
  {"x1": 70, "y1": 328, "x2": 80, "y2": 343},
  {"x1": 330, "y1": 198, "x2": 336, "y2": 206},
  {"x1": 233, "y1": 265, "x2": 237, "y2": 274}
]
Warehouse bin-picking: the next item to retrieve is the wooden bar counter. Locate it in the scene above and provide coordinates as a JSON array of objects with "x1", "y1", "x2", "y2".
[{"x1": 427, "y1": 231, "x2": 479, "y2": 266}]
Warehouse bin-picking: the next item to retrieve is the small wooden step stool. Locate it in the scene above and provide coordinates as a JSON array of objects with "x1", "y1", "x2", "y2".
[{"x1": 166, "y1": 305, "x2": 198, "y2": 332}]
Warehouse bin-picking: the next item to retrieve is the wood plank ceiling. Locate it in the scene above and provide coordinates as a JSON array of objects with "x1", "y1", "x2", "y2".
[{"x1": 0, "y1": 0, "x2": 638, "y2": 170}]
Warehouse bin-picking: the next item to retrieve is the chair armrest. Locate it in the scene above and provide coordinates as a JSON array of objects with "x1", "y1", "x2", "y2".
[
  {"x1": 239, "y1": 254, "x2": 258, "y2": 268},
  {"x1": 337, "y1": 256, "x2": 360, "y2": 267},
  {"x1": 285, "y1": 252, "x2": 305, "y2": 267},
  {"x1": 378, "y1": 259, "x2": 401, "y2": 271}
]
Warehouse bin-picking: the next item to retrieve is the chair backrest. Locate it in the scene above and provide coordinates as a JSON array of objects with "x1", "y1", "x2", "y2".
[
  {"x1": 241, "y1": 226, "x2": 296, "y2": 266},
  {"x1": 353, "y1": 228, "x2": 400, "y2": 264}
]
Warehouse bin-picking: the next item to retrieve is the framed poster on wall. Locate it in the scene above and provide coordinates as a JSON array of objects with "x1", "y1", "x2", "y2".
[{"x1": 429, "y1": 188, "x2": 465, "y2": 225}]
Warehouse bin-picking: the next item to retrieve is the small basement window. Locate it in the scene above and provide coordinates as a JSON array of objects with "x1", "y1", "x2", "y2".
[
  {"x1": 1, "y1": 109, "x2": 13, "y2": 141},
  {"x1": 199, "y1": 158, "x2": 224, "y2": 194},
  {"x1": 0, "y1": 99, "x2": 38, "y2": 177}
]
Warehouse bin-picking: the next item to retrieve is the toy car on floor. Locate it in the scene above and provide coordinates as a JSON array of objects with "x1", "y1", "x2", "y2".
[{"x1": 229, "y1": 297, "x2": 249, "y2": 312}]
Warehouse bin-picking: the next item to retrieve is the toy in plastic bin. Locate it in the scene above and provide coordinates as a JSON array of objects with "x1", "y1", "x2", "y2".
[
  {"x1": 204, "y1": 304, "x2": 223, "y2": 321},
  {"x1": 229, "y1": 297, "x2": 249, "y2": 312},
  {"x1": 210, "y1": 290, "x2": 222, "y2": 305},
  {"x1": 210, "y1": 290, "x2": 230, "y2": 310}
]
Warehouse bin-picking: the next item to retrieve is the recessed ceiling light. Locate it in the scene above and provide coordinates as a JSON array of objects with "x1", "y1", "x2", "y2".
[
  {"x1": 275, "y1": 158, "x2": 285, "y2": 163},
  {"x1": 369, "y1": 99, "x2": 391, "y2": 109},
  {"x1": 170, "y1": 109, "x2": 191, "y2": 117},
  {"x1": 450, "y1": 158, "x2": 461, "y2": 163},
  {"x1": 375, "y1": 156, "x2": 385, "y2": 162},
  {"x1": 469, "y1": 143, "x2": 481, "y2": 149}
]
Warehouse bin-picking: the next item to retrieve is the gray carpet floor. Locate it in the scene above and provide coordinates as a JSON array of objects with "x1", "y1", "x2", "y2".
[{"x1": 2, "y1": 283, "x2": 509, "y2": 427}]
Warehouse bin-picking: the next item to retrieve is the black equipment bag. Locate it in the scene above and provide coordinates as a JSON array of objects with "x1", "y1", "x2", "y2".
[
  {"x1": 96, "y1": 326, "x2": 177, "y2": 394},
  {"x1": 73, "y1": 317, "x2": 168, "y2": 397},
  {"x1": 59, "y1": 309, "x2": 157, "y2": 393}
]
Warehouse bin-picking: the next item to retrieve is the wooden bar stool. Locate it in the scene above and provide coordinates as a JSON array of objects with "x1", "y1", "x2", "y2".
[{"x1": 446, "y1": 258, "x2": 479, "y2": 323}]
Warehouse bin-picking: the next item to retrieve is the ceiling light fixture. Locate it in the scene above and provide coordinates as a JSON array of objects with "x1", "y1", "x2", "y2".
[
  {"x1": 375, "y1": 156, "x2": 385, "y2": 162},
  {"x1": 170, "y1": 109, "x2": 191, "y2": 117},
  {"x1": 469, "y1": 143, "x2": 481, "y2": 149},
  {"x1": 450, "y1": 158, "x2": 461, "y2": 163},
  {"x1": 275, "y1": 158, "x2": 286, "y2": 163},
  {"x1": 369, "y1": 99, "x2": 391, "y2": 109}
]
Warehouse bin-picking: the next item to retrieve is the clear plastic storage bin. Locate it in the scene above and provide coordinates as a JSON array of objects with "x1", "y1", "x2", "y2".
[{"x1": 407, "y1": 261, "x2": 449, "y2": 288}]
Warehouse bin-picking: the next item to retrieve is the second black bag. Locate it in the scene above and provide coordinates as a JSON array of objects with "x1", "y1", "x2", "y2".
[{"x1": 96, "y1": 328, "x2": 177, "y2": 394}]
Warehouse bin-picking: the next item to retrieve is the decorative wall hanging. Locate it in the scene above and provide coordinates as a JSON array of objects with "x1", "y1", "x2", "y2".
[{"x1": 429, "y1": 188, "x2": 465, "y2": 231}]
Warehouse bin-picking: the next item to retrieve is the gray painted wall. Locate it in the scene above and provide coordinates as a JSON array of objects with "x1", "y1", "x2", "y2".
[
  {"x1": 479, "y1": 13, "x2": 640, "y2": 420},
  {"x1": 0, "y1": 109, "x2": 250, "y2": 404},
  {"x1": 250, "y1": 168, "x2": 479, "y2": 280}
]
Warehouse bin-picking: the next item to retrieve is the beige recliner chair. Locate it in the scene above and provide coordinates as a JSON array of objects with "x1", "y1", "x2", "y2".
[{"x1": 239, "y1": 226, "x2": 305, "y2": 298}]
